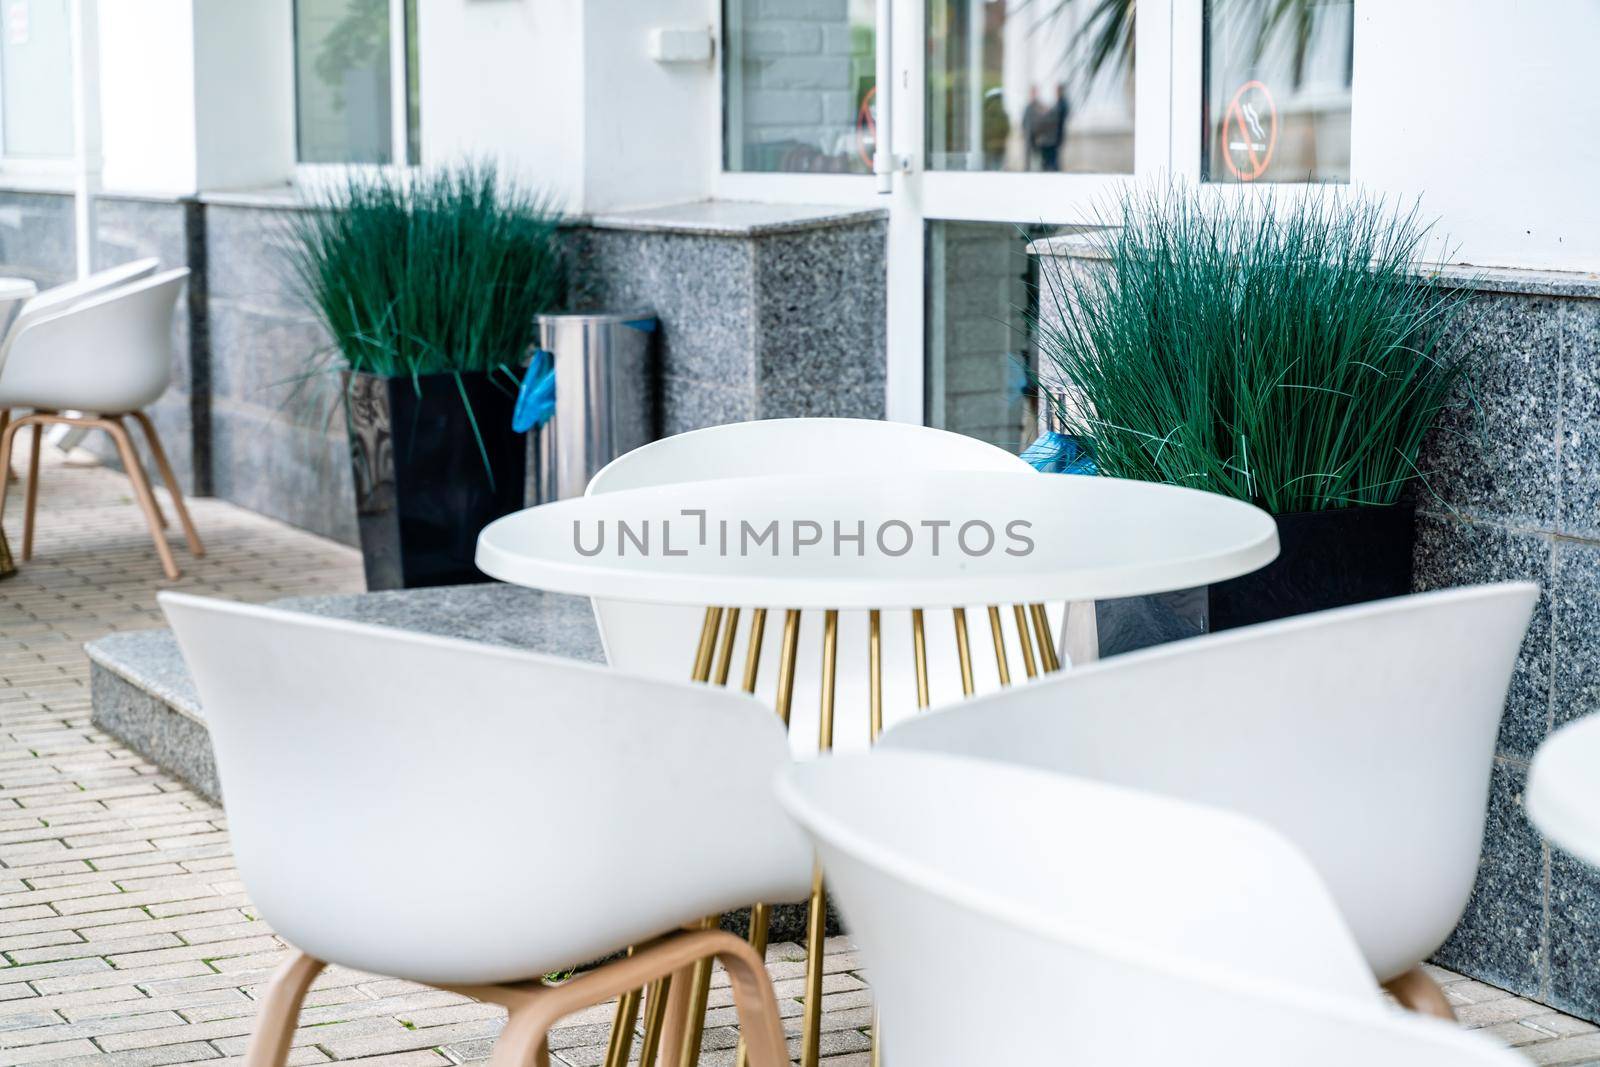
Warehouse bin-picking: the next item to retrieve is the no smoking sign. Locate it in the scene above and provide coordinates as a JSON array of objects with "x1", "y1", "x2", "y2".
[{"x1": 1222, "y1": 80, "x2": 1278, "y2": 181}]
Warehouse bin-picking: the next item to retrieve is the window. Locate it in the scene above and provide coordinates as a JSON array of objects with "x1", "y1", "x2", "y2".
[
  {"x1": 1203, "y1": 0, "x2": 1352, "y2": 183},
  {"x1": 722, "y1": 0, "x2": 876, "y2": 174},
  {"x1": 1, "y1": 0, "x2": 75, "y2": 159},
  {"x1": 926, "y1": 0, "x2": 1135, "y2": 174},
  {"x1": 293, "y1": 0, "x2": 419, "y2": 165},
  {"x1": 926, "y1": 221, "x2": 1072, "y2": 454}
]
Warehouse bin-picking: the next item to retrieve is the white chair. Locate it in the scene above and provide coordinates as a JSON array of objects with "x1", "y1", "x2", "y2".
[
  {"x1": 0, "y1": 257, "x2": 159, "y2": 477},
  {"x1": 159, "y1": 591, "x2": 810, "y2": 1067},
  {"x1": 1529, "y1": 712, "x2": 1600, "y2": 869},
  {"x1": 776, "y1": 750, "x2": 1526, "y2": 1066},
  {"x1": 585, "y1": 417, "x2": 1078, "y2": 1067},
  {"x1": 587, "y1": 417, "x2": 1079, "y2": 758},
  {"x1": 878, "y1": 582, "x2": 1538, "y2": 1016},
  {"x1": 0, "y1": 269, "x2": 202, "y2": 580}
]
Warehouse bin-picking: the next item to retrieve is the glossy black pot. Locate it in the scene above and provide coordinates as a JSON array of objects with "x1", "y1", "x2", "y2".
[
  {"x1": 1096, "y1": 502, "x2": 1416, "y2": 656},
  {"x1": 343, "y1": 369, "x2": 526, "y2": 590}
]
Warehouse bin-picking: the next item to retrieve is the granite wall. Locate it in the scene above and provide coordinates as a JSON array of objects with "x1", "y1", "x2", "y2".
[
  {"x1": 0, "y1": 190, "x2": 75, "y2": 288},
  {"x1": 1, "y1": 194, "x2": 889, "y2": 548},
  {"x1": 1411, "y1": 272, "x2": 1600, "y2": 1023},
  {"x1": 570, "y1": 205, "x2": 887, "y2": 435},
  {"x1": 88, "y1": 196, "x2": 203, "y2": 493},
  {"x1": 201, "y1": 198, "x2": 356, "y2": 543}
]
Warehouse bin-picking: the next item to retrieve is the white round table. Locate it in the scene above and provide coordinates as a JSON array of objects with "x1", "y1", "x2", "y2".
[
  {"x1": 478, "y1": 470, "x2": 1279, "y2": 608},
  {"x1": 1529, "y1": 714, "x2": 1600, "y2": 869},
  {"x1": 478, "y1": 468, "x2": 1278, "y2": 1067}
]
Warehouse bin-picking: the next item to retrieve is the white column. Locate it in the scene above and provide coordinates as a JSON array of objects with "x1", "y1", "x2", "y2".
[{"x1": 68, "y1": 0, "x2": 101, "y2": 277}]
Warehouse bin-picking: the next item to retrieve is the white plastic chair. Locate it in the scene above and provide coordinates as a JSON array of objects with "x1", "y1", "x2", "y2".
[
  {"x1": 0, "y1": 257, "x2": 158, "y2": 474},
  {"x1": 0, "y1": 269, "x2": 202, "y2": 579},
  {"x1": 776, "y1": 750, "x2": 1526, "y2": 1067},
  {"x1": 1529, "y1": 712, "x2": 1600, "y2": 869},
  {"x1": 879, "y1": 582, "x2": 1538, "y2": 1015},
  {"x1": 587, "y1": 417, "x2": 1079, "y2": 758},
  {"x1": 585, "y1": 417, "x2": 1079, "y2": 1066},
  {"x1": 159, "y1": 591, "x2": 810, "y2": 1067}
]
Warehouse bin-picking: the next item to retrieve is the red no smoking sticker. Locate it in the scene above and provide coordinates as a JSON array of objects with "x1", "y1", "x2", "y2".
[{"x1": 1222, "y1": 80, "x2": 1278, "y2": 181}]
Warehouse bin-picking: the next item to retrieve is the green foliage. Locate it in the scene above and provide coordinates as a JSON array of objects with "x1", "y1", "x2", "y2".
[
  {"x1": 285, "y1": 162, "x2": 566, "y2": 381},
  {"x1": 1034, "y1": 182, "x2": 1477, "y2": 514}
]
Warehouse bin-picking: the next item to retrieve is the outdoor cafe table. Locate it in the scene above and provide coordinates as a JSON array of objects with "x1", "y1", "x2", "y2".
[{"x1": 475, "y1": 468, "x2": 1279, "y2": 1067}]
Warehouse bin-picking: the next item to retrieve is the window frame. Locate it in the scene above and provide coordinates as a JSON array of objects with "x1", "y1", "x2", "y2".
[
  {"x1": 0, "y1": 0, "x2": 80, "y2": 175},
  {"x1": 290, "y1": 0, "x2": 418, "y2": 185}
]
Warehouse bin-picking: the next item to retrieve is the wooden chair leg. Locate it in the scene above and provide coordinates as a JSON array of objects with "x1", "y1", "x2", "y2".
[
  {"x1": 102, "y1": 416, "x2": 180, "y2": 580},
  {"x1": 22, "y1": 422, "x2": 40, "y2": 560},
  {"x1": 489, "y1": 1006, "x2": 557, "y2": 1067},
  {"x1": 243, "y1": 951, "x2": 325, "y2": 1067},
  {"x1": 130, "y1": 410, "x2": 203, "y2": 557},
  {"x1": 1383, "y1": 966, "x2": 1456, "y2": 1021},
  {"x1": 654, "y1": 963, "x2": 694, "y2": 1067},
  {"x1": 0, "y1": 410, "x2": 12, "y2": 483},
  {"x1": 0, "y1": 415, "x2": 21, "y2": 519},
  {"x1": 713, "y1": 940, "x2": 789, "y2": 1067}
]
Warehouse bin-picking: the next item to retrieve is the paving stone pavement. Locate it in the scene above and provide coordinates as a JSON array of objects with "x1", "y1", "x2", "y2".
[{"x1": 0, "y1": 442, "x2": 1596, "y2": 1066}]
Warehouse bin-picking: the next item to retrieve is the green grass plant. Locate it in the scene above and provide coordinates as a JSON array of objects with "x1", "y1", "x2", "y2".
[
  {"x1": 285, "y1": 162, "x2": 566, "y2": 382},
  {"x1": 1035, "y1": 182, "x2": 1477, "y2": 513}
]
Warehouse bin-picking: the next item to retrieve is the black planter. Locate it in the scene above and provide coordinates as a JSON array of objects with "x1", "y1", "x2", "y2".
[
  {"x1": 1096, "y1": 502, "x2": 1416, "y2": 656},
  {"x1": 343, "y1": 369, "x2": 526, "y2": 591}
]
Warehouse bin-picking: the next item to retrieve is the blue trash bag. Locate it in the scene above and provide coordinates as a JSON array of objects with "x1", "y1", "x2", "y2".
[
  {"x1": 512, "y1": 349, "x2": 557, "y2": 433},
  {"x1": 1020, "y1": 431, "x2": 1097, "y2": 475}
]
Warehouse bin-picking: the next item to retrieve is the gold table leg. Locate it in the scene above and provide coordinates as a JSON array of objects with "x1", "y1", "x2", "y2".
[{"x1": 799, "y1": 610, "x2": 839, "y2": 1067}]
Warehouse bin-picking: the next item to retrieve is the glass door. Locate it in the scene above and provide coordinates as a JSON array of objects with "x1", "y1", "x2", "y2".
[{"x1": 884, "y1": 0, "x2": 1175, "y2": 443}]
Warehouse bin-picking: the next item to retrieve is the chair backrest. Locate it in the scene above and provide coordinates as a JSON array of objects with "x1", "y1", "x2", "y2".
[
  {"x1": 1529, "y1": 711, "x2": 1600, "y2": 869},
  {"x1": 0, "y1": 268, "x2": 188, "y2": 414},
  {"x1": 159, "y1": 592, "x2": 812, "y2": 986},
  {"x1": 777, "y1": 751, "x2": 1525, "y2": 1067},
  {"x1": 0, "y1": 258, "x2": 161, "y2": 368},
  {"x1": 881, "y1": 583, "x2": 1538, "y2": 982},
  {"x1": 586, "y1": 418, "x2": 1052, "y2": 756}
]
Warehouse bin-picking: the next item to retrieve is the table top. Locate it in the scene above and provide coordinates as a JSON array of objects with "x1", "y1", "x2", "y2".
[
  {"x1": 0, "y1": 278, "x2": 37, "y2": 302},
  {"x1": 1529, "y1": 714, "x2": 1600, "y2": 870},
  {"x1": 477, "y1": 470, "x2": 1279, "y2": 608}
]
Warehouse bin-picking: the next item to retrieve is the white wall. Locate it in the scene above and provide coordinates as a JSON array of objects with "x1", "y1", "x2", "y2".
[
  {"x1": 582, "y1": 0, "x2": 714, "y2": 211},
  {"x1": 96, "y1": 0, "x2": 196, "y2": 194},
  {"x1": 1353, "y1": 0, "x2": 1600, "y2": 272},
  {"x1": 416, "y1": 0, "x2": 587, "y2": 211}
]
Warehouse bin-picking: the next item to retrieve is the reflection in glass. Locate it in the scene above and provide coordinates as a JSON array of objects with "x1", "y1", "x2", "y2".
[
  {"x1": 1, "y1": 0, "x2": 74, "y2": 159},
  {"x1": 723, "y1": 0, "x2": 877, "y2": 174},
  {"x1": 1204, "y1": 0, "x2": 1353, "y2": 183},
  {"x1": 927, "y1": 0, "x2": 1134, "y2": 174},
  {"x1": 295, "y1": 0, "x2": 397, "y2": 164},
  {"x1": 927, "y1": 222, "x2": 1075, "y2": 453}
]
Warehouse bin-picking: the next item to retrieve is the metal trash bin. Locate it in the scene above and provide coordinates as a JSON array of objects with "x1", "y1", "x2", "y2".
[{"x1": 525, "y1": 310, "x2": 658, "y2": 505}]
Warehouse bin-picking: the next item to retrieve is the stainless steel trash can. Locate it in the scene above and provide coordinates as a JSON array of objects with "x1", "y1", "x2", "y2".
[{"x1": 526, "y1": 310, "x2": 657, "y2": 504}]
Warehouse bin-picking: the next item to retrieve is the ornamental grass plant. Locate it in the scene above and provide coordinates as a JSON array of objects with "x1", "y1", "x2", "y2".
[
  {"x1": 286, "y1": 162, "x2": 566, "y2": 383},
  {"x1": 1035, "y1": 183, "x2": 1476, "y2": 513}
]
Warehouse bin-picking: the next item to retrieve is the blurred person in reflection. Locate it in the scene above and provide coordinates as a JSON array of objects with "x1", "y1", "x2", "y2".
[
  {"x1": 1023, "y1": 85, "x2": 1048, "y2": 170},
  {"x1": 1035, "y1": 82, "x2": 1070, "y2": 171}
]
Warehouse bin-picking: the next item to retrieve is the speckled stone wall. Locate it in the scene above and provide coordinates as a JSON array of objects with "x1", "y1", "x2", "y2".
[
  {"x1": 200, "y1": 198, "x2": 358, "y2": 544},
  {"x1": 88, "y1": 196, "x2": 203, "y2": 493},
  {"x1": 570, "y1": 209, "x2": 887, "y2": 434},
  {"x1": 1411, "y1": 274, "x2": 1600, "y2": 1023},
  {"x1": 0, "y1": 191, "x2": 75, "y2": 288},
  {"x1": 20, "y1": 196, "x2": 887, "y2": 549}
]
